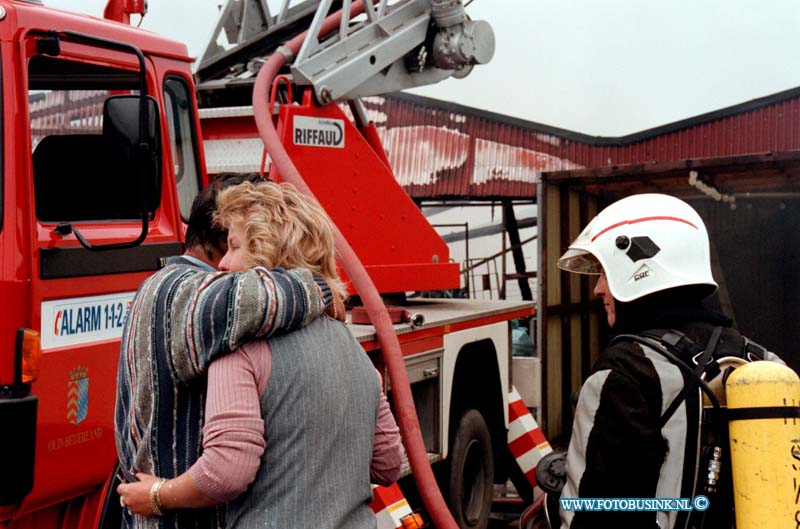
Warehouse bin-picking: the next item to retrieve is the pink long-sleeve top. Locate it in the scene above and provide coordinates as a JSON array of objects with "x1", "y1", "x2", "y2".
[{"x1": 188, "y1": 338, "x2": 404, "y2": 502}]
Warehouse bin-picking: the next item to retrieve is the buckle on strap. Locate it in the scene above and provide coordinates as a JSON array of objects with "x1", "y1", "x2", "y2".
[{"x1": 692, "y1": 349, "x2": 718, "y2": 367}]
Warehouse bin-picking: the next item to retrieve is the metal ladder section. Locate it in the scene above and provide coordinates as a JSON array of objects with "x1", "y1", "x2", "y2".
[{"x1": 196, "y1": 0, "x2": 495, "y2": 104}]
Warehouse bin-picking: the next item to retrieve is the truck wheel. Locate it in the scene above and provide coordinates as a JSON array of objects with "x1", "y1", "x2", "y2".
[{"x1": 447, "y1": 409, "x2": 494, "y2": 529}]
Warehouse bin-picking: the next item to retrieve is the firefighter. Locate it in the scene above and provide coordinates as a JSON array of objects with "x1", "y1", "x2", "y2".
[
  {"x1": 115, "y1": 173, "x2": 341, "y2": 529},
  {"x1": 555, "y1": 193, "x2": 782, "y2": 529}
]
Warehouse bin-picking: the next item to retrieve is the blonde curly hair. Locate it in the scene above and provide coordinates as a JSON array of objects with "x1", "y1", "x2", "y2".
[{"x1": 214, "y1": 181, "x2": 346, "y2": 300}]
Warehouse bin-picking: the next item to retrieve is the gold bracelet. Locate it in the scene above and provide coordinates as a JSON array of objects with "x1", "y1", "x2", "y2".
[{"x1": 149, "y1": 478, "x2": 167, "y2": 516}]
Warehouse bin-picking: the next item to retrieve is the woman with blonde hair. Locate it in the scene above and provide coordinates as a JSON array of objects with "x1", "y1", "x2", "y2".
[
  {"x1": 119, "y1": 181, "x2": 402, "y2": 529},
  {"x1": 216, "y1": 180, "x2": 346, "y2": 299}
]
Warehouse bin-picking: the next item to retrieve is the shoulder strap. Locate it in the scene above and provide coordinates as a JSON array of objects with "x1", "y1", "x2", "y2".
[
  {"x1": 657, "y1": 327, "x2": 722, "y2": 428},
  {"x1": 610, "y1": 327, "x2": 723, "y2": 428}
]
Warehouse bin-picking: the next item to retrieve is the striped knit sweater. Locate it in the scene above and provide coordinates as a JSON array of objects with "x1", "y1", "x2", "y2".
[{"x1": 115, "y1": 256, "x2": 332, "y2": 529}]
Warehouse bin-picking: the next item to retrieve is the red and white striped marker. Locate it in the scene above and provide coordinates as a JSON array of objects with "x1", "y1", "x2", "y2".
[
  {"x1": 371, "y1": 483, "x2": 419, "y2": 529},
  {"x1": 508, "y1": 386, "x2": 552, "y2": 488}
]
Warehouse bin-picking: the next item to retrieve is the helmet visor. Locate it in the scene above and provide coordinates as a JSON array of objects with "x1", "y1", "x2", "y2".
[{"x1": 557, "y1": 248, "x2": 602, "y2": 275}]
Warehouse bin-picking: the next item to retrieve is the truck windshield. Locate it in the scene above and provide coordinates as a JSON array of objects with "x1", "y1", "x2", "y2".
[{"x1": 163, "y1": 76, "x2": 201, "y2": 221}]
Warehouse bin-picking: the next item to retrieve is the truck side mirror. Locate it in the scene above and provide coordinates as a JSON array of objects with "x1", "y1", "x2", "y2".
[{"x1": 103, "y1": 95, "x2": 162, "y2": 213}]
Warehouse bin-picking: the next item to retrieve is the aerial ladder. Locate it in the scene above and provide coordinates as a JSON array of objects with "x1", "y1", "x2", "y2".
[{"x1": 194, "y1": 0, "x2": 494, "y2": 105}]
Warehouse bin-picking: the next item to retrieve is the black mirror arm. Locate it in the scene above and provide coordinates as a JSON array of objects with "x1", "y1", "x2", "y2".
[{"x1": 54, "y1": 213, "x2": 149, "y2": 252}]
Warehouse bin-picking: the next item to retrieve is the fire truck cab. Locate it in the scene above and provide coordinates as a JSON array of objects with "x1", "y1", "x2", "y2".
[{"x1": 0, "y1": 1, "x2": 203, "y2": 526}]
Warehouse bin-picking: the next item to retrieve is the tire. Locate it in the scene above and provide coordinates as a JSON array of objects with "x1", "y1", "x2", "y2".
[{"x1": 446, "y1": 409, "x2": 494, "y2": 529}]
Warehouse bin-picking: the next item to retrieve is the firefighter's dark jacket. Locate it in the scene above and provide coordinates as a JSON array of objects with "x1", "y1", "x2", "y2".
[{"x1": 559, "y1": 290, "x2": 782, "y2": 529}]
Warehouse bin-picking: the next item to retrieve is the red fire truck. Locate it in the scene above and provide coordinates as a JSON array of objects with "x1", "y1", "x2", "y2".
[{"x1": 0, "y1": 1, "x2": 545, "y2": 528}]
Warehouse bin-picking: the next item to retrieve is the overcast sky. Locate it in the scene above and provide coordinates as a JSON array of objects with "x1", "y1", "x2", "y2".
[{"x1": 45, "y1": 0, "x2": 800, "y2": 136}]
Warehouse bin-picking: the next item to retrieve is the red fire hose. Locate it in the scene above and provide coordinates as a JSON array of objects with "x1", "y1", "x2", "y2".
[{"x1": 252, "y1": 5, "x2": 459, "y2": 529}]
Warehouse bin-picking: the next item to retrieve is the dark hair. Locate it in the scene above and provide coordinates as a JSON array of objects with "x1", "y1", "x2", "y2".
[{"x1": 185, "y1": 172, "x2": 266, "y2": 259}]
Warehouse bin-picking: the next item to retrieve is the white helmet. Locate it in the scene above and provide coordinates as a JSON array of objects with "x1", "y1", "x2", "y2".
[{"x1": 557, "y1": 193, "x2": 718, "y2": 302}]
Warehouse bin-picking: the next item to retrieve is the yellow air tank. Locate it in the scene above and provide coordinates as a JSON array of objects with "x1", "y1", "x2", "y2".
[{"x1": 726, "y1": 361, "x2": 800, "y2": 529}]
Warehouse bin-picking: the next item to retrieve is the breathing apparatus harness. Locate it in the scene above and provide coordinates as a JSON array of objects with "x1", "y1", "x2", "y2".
[
  {"x1": 609, "y1": 326, "x2": 770, "y2": 529},
  {"x1": 536, "y1": 326, "x2": 766, "y2": 529},
  {"x1": 612, "y1": 327, "x2": 723, "y2": 431},
  {"x1": 612, "y1": 328, "x2": 723, "y2": 523},
  {"x1": 538, "y1": 326, "x2": 770, "y2": 529}
]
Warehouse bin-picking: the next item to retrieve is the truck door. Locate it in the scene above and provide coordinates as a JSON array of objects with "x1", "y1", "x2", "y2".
[{"x1": 19, "y1": 31, "x2": 180, "y2": 515}]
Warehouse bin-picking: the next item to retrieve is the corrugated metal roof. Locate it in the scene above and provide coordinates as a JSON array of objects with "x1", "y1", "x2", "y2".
[
  {"x1": 374, "y1": 86, "x2": 800, "y2": 199},
  {"x1": 363, "y1": 95, "x2": 561, "y2": 199}
]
